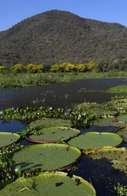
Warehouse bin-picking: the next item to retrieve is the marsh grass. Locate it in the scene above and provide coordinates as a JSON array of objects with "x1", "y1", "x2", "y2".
[{"x1": 1, "y1": 71, "x2": 127, "y2": 88}]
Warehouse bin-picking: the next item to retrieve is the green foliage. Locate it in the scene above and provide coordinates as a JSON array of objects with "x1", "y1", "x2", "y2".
[
  {"x1": 115, "y1": 183, "x2": 127, "y2": 196},
  {"x1": 0, "y1": 132, "x2": 20, "y2": 148},
  {"x1": 26, "y1": 64, "x2": 44, "y2": 73},
  {"x1": 27, "y1": 126, "x2": 80, "y2": 144},
  {"x1": 29, "y1": 118, "x2": 71, "y2": 129},
  {"x1": 0, "y1": 105, "x2": 97, "y2": 129},
  {"x1": 108, "y1": 85, "x2": 127, "y2": 93},
  {"x1": 0, "y1": 172, "x2": 96, "y2": 196},
  {"x1": 0, "y1": 65, "x2": 7, "y2": 73},
  {"x1": 11, "y1": 64, "x2": 44, "y2": 73},
  {"x1": 68, "y1": 132, "x2": 122, "y2": 150},
  {"x1": 50, "y1": 61, "x2": 97, "y2": 72},
  {"x1": 106, "y1": 96, "x2": 127, "y2": 114},
  {"x1": 11, "y1": 64, "x2": 26, "y2": 73},
  {"x1": 0, "y1": 153, "x2": 16, "y2": 189},
  {"x1": 88, "y1": 147, "x2": 127, "y2": 175},
  {"x1": 70, "y1": 110, "x2": 96, "y2": 128},
  {"x1": 13, "y1": 144, "x2": 81, "y2": 172}
]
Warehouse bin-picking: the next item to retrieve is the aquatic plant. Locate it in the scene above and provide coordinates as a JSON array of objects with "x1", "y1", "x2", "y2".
[
  {"x1": 0, "y1": 132, "x2": 20, "y2": 148},
  {"x1": 13, "y1": 144, "x2": 81, "y2": 172},
  {"x1": 115, "y1": 183, "x2": 127, "y2": 196},
  {"x1": 107, "y1": 96, "x2": 127, "y2": 114},
  {"x1": 0, "y1": 106, "x2": 97, "y2": 128},
  {"x1": 88, "y1": 147, "x2": 127, "y2": 175},
  {"x1": 117, "y1": 127, "x2": 127, "y2": 142},
  {"x1": 0, "y1": 172, "x2": 96, "y2": 196},
  {"x1": 0, "y1": 154, "x2": 16, "y2": 189},
  {"x1": 26, "y1": 126, "x2": 80, "y2": 144},
  {"x1": 68, "y1": 132, "x2": 122, "y2": 150},
  {"x1": 29, "y1": 118, "x2": 72, "y2": 129},
  {"x1": 108, "y1": 85, "x2": 127, "y2": 93}
]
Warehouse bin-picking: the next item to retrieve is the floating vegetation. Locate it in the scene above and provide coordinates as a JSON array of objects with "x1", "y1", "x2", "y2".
[
  {"x1": 13, "y1": 144, "x2": 81, "y2": 172},
  {"x1": 108, "y1": 85, "x2": 127, "y2": 93},
  {"x1": 68, "y1": 132, "x2": 122, "y2": 150},
  {"x1": 0, "y1": 132, "x2": 20, "y2": 148},
  {"x1": 26, "y1": 126, "x2": 80, "y2": 144},
  {"x1": 73, "y1": 102, "x2": 115, "y2": 119},
  {"x1": 0, "y1": 172, "x2": 96, "y2": 196},
  {"x1": 117, "y1": 114, "x2": 127, "y2": 124},
  {"x1": 29, "y1": 118, "x2": 72, "y2": 129},
  {"x1": 87, "y1": 147, "x2": 127, "y2": 175},
  {"x1": 117, "y1": 127, "x2": 127, "y2": 142},
  {"x1": 107, "y1": 96, "x2": 127, "y2": 114}
]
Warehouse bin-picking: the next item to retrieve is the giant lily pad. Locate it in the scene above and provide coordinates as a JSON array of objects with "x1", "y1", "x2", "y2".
[
  {"x1": 29, "y1": 118, "x2": 71, "y2": 129},
  {"x1": 26, "y1": 126, "x2": 80, "y2": 144},
  {"x1": 13, "y1": 144, "x2": 81, "y2": 171},
  {"x1": 0, "y1": 132, "x2": 20, "y2": 148},
  {"x1": 68, "y1": 132, "x2": 122, "y2": 150},
  {"x1": 88, "y1": 147, "x2": 127, "y2": 175},
  {"x1": 0, "y1": 172, "x2": 96, "y2": 196}
]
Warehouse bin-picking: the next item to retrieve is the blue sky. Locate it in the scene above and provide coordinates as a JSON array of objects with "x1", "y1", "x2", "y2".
[{"x1": 0, "y1": 0, "x2": 127, "y2": 31}]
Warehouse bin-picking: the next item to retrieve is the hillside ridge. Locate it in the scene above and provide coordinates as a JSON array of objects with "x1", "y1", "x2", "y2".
[{"x1": 0, "y1": 9, "x2": 127, "y2": 71}]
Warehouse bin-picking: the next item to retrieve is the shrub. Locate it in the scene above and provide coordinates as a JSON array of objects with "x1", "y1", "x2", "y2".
[
  {"x1": 0, "y1": 65, "x2": 7, "y2": 73},
  {"x1": 11, "y1": 64, "x2": 26, "y2": 73},
  {"x1": 115, "y1": 183, "x2": 127, "y2": 196},
  {"x1": 50, "y1": 61, "x2": 97, "y2": 72},
  {"x1": 26, "y1": 64, "x2": 44, "y2": 73},
  {"x1": 86, "y1": 61, "x2": 97, "y2": 71}
]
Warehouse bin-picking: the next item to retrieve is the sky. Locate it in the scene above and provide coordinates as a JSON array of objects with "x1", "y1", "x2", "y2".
[{"x1": 0, "y1": 0, "x2": 127, "y2": 31}]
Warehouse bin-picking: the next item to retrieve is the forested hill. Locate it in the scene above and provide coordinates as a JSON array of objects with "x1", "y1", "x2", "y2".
[{"x1": 0, "y1": 10, "x2": 127, "y2": 70}]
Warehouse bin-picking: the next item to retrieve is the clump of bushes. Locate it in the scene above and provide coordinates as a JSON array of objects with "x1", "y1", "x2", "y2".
[
  {"x1": 11, "y1": 64, "x2": 26, "y2": 73},
  {"x1": 0, "y1": 65, "x2": 7, "y2": 73},
  {"x1": 0, "y1": 61, "x2": 97, "y2": 74},
  {"x1": 115, "y1": 183, "x2": 127, "y2": 196},
  {"x1": 50, "y1": 61, "x2": 97, "y2": 72},
  {"x1": 11, "y1": 64, "x2": 44, "y2": 73},
  {"x1": 25, "y1": 64, "x2": 44, "y2": 73}
]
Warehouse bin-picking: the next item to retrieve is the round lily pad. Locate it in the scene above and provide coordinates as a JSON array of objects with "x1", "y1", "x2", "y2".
[
  {"x1": 26, "y1": 126, "x2": 80, "y2": 144},
  {"x1": 13, "y1": 144, "x2": 81, "y2": 171},
  {"x1": 68, "y1": 132, "x2": 122, "y2": 150},
  {"x1": 0, "y1": 172, "x2": 96, "y2": 196},
  {"x1": 0, "y1": 132, "x2": 20, "y2": 148},
  {"x1": 29, "y1": 118, "x2": 71, "y2": 129}
]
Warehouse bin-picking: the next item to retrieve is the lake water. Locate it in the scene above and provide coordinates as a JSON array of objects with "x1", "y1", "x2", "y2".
[
  {"x1": 0, "y1": 120, "x2": 26, "y2": 132},
  {"x1": 0, "y1": 78, "x2": 127, "y2": 109},
  {"x1": 0, "y1": 78, "x2": 127, "y2": 196}
]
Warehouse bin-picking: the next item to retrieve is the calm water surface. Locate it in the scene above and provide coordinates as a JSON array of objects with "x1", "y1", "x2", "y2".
[{"x1": 0, "y1": 78, "x2": 127, "y2": 109}]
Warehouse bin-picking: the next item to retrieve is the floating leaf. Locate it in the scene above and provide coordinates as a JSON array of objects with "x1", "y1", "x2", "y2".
[
  {"x1": 0, "y1": 172, "x2": 96, "y2": 196},
  {"x1": 26, "y1": 126, "x2": 80, "y2": 143},
  {"x1": 68, "y1": 132, "x2": 122, "y2": 150},
  {"x1": 0, "y1": 132, "x2": 20, "y2": 148},
  {"x1": 29, "y1": 118, "x2": 71, "y2": 129},
  {"x1": 13, "y1": 144, "x2": 81, "y2": 171}
]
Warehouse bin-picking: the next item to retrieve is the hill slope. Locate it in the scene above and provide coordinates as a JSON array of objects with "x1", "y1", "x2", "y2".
[{"x1": 0, "y1": 10, "x2": 127, "y2": 70}]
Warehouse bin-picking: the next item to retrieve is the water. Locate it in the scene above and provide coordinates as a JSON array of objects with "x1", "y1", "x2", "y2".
[
  {"x1": 0, "y1": 78, "x2": 127, "y2": 195},
  {"x1": 74, "y1": 155, "x2": 127, "y2": 196},
  {"x1": 0, "y1": 120, "x2": 26, "y2": 132},
  {"x1": 0, "y1": 78, "x2": 127, "y2": 109}
]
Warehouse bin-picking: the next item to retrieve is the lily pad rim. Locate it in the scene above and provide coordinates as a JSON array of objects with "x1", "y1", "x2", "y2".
[{"x1": 26, "y1": 126, "x2": 80, "y2": 144}]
